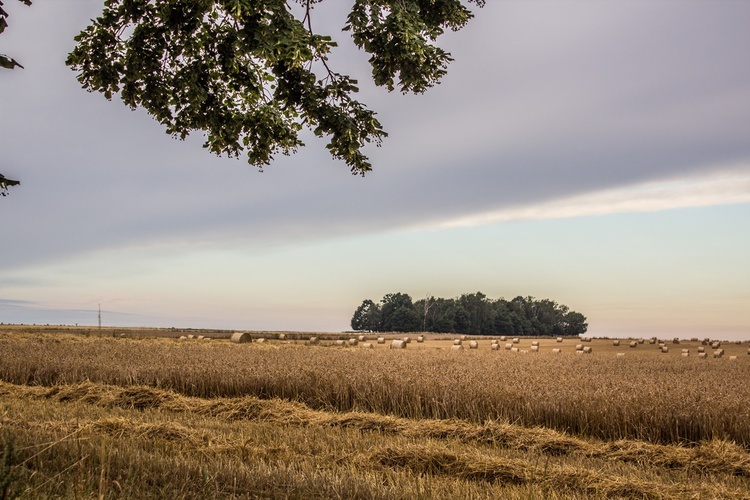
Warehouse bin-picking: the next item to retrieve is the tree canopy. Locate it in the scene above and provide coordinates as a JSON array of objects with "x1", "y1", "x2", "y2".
[
  {"x1": 1, "y1": 0, "x2": 484, "y2": 195},
  {"x1": 351, "y1": 292, "x2": 589, "y2": 335}
]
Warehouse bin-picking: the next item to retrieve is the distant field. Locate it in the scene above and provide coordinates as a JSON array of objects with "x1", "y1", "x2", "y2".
[{"x1": 1, "y1": 326, "x2": 749, "y2": 498}]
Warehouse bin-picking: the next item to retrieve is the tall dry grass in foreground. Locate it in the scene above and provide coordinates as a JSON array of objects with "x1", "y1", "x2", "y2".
[{"x1": 0, "y1": 332, "x2": 748, "y2": 446}]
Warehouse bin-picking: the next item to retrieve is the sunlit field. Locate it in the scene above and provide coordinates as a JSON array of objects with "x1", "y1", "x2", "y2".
[{"x1": 1, "y1": 326, "x2": 749, "y2": 498}]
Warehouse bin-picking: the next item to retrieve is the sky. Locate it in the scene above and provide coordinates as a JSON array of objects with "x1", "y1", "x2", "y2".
[{"x1": 1, "y1": 0, "x2": 749, "y2": 339}]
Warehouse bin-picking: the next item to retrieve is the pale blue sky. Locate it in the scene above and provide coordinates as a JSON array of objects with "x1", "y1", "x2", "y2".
[{"x1": 1, "y1": 1, "x2": 749, "y2": 339}]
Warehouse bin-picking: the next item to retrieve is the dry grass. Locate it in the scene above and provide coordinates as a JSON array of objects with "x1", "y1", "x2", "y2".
[{"x1": 0, "y1": 329, "x2": 749, "y2": 498}]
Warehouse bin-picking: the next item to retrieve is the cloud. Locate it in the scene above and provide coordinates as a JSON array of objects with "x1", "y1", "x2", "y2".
[{"x1": 436, "y1": 165, "x2": 750, "y2": 228}]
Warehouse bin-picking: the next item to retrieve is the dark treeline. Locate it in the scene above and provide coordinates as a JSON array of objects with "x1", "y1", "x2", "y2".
[{"x1": 351, "y1": 292, "x2": 587, "y2": 336}]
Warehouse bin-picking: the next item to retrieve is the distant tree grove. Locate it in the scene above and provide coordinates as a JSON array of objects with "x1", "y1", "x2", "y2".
[{"x1": 351, "y1": 292, "x2": 588, "y2": 336}]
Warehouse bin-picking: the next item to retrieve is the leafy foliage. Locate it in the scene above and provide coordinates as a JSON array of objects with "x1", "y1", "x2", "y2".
[
  {"x1": 0, "y1": 0, "x2": 31, "y2": 69},
  {"x1": 0, "y1": 175, "x2": 20, "y2": 197},
  {"x1": 352, "y1": 292, "x2": 588, "y2": 335},
  {"x1": 66, "y1": 0, "x2": 484, "y2": 175}
]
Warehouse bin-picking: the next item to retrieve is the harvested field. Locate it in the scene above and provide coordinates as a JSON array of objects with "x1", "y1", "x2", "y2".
[{"x1": 0, "y1": 328, "x2": 749, "y2": 498}]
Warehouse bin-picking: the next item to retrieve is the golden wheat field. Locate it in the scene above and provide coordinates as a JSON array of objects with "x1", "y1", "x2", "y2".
[{"x1": 1, "y1": 326, "x2": 749, "y2": 499}]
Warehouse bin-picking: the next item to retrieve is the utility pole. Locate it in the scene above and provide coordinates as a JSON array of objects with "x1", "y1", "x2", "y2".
[{"x1": 98, "y1": 303, "x2": 102, "y2": 333}]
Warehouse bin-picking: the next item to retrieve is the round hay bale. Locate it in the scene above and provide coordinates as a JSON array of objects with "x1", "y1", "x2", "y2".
[
  {"x1": 729, "y1": 355, "x2": 738, "y2": 361},
  {"x1": 357, "y1": 335, "x2": 365, "y2": 342},
  {"x1": 583, "y1": 346, "x2": 593, "y2": 354},
  {"x1": 638, "y1": 338, "x2": 645, "y2": 344},
  {"x1": 576, "y1": 350, "x2": 584, "y2": 355},
  {"x1": 556, "y1": 337, "x2": 563, "y2": 343},
  {"x1": 451, "y1": 345, "x2": 463, "y2": 351},
  {"x1": 348, "y1": 338, "x2": 358, "y2": 346},
  {"x1": 530, "y1": 345, "x2": 539, "y2": 352},
  {"x1": 187, "y1": 334, "x2": 195, "y2": 339},
  {"x1": 278, "y1": 333, "x2": 286, "y2": 340},
  {"x1": 335, "y1": 340, "x2": 346, "y2": 346},
  {"x1": 747, "y1": 348, "x2": 750, "y2": 355},
  {"x1": 711, "y1": 341, "x2": 721, "y2": 349},
  {"x1": 681, "y1": 352, "x2": 690, "y2": 357},
  {"x1": 713, "y1": 350, "x2": 722, "y2": 358},
  {"x1": 390, "y1": 339, "x2": 406, "y2": 349},
  {"x1": 491, "y1": 343, "x2": 500, "y2": 350},
  {"x1": 377, "y1": 337, "x2": 386, "y2": 344},
  {"x1": 417, "y1": 335, "x2": 424, "y2": 343},
  {"x1": 197, "y1": 335, "x2": 205, "y2": 340},
  {"x1": 491, "y1": 339, "x2": 499, "y2": 345},
  {"x1": 361, "y1": 342, "x2": 373, "y2": 349},
  {"x1": 649, "y1": 338, "x2": 657, "y2": 344},
  {"x1": 617, "y1": 353, "x2": 625, "y2": 357},
  {"x1": 698, "y1": 352, "x2": 707, "y2": 359},
  {"x1": 673, "y1": 338, "x2": 680, "y2": 344},
  {"x1": 681, "y1": 349, "x2": 689, "y2": 354},
  {"x1": 308, "y1": 336, "x2": 319, "y2": 345},
  {"x1": 510, "y1": 347, "x2": 519, "y2": 353},
  {"x1": 230, "y1": 332, "x2": 251, "y2": 344},
  {"x1": 454, "y1": 339, "x2": 462, "y2": 346},
  {"x1": 403, "y1": 337, "x2": 411, "y2": 344},
  {"x1": 531, "y1": 340, "x2": 539, "y2": 347},
  {"x1": 575, "y1": 344, "x2": 583, "y2": 351},
  {"x1": 613, "y1": 340, "x2": 620, "y2": 346},
  {"x1": 178, "y1": 335, "x2": 187, "y2": 341},
  {"x1": 552, "y1": 348, "x2": 561, "y2": 354},
  {"x1": 460, "y1": 335, "x2": 467, "y2": 341},
  {"x1": 469, "y1": 340, "x2": 478, "y2": 349},
  {"x1": 499, "y1": 336, "x2": 507, "y2": 341},
  {"x1": 698, "y1": 346, "x2": 705, "y2": 353},
  {"x1": 629, "y1": 341, "x2": 637, "y2": 348},
  {"x1": 661, "y1": 346, "x2": 669, "y2": 353},
  {"x1": 504, "y1": 343, "x2": 513, "y2": 350},
  {"x1": 256, "y1": 338, "x2": 266, "y2": 343},
  {"x1": 512, "y1": 337, "x2": 520, "y2": 344}
]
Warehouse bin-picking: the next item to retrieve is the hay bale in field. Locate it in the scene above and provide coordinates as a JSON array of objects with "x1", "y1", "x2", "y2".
[
  {"x1": 629, "y1": 341, "x2": 637, "y2": 348},
  {"x1": 638, "y1": 338, "x2": 644, "y2": 344},
  {"x1": 736, "y1": 341, "x2": 742, "y2": 345},
  {"x1": 357, "y1": 335, "x2": 365, "y2": 342},
  {"x1": 713, "y1": 350, "x2": 722, "y2": 358},
  {"x1": 308, "y1": 336, "x2": 319, "y2": 345},
  {"x1": 681, "y1": 352, "x2": 689, "y2": 357},
  {"x1": 702, "y1": 338, "x2": 710, "y2": 345},
  {"x1": 576, "y1": 350, "x2": 584, "y2": 355},
  {"x1": 491, "y1": 343, "x2": 500, "y2": 350},
  {"x1": 698, "y1": 346, "x2": 705, "y2": 353},
  {"x1": 531, "y1": 340, "x2": 539, "y2": 347},
  {"x1": 649, "y1": 338, "x2": 656, "y2": 344},
  {"x1": 681, "y1": 349, "x2": 689, "y2": 354},
  {"x1": 698, "y1": 352, "x2": 707, "y2": 359},
  {"x1": 187, "y1": 334, "x2": 195, "y2": 339},
  {"x1": 348, "y1": 338, "x2": 358, "y2": 346},
  {"x1": 729, "y1": 355, "x2": 738, "y2": 361},
  {"x1": 583, "y1": 337, "x2": 592, "y2": 342},
  {"x1": 454, "y1": 339, "x2": 463, "y2": 346},
  {"x1": 556, "y1": 337, "x2": 563, "y2": 343},
  {"x1": 617, "y1": 353, "x2": 625, "y2": 357},
  {"x1": 661, "y1": 346, "x2": 669, "y2": 353},
  {"x1": 256, "y1": 338, "x2": 266, "y2": 343},
  {"x1": 417, "y1": 335, "x2": 424, "y2": 343},
  {"x1": 691, "y1": 337, "x2": 699, "y2": 342},
  {"x1": 711, "y1": 341, "x2": 721, "y2": 349},
  {"x1": 403, "y1": 337, "x2": 411, "y2": 344},
  {"x1": 491, "y1": 339, "x2": 499, "y2": 345},
  {"x1": 575, "y1": 344, "x2": 583, "y2": 351},
  {"x1": 278, "y1": 333, "x2": 286, "y2": 340},
  {"x1": 505, "y1": 343, "x2": 513, "y2": 350},
  {"x1": 390, "y1": 339, "x2": 406, "y2": 349},
  {"x1": 512, "y1": 337, "x2": 520, "y2": 344},
  {"x1": 451, "y1": 345, "x2": 463, "y2": 351},
  {"x1": 178, "y1": 335, "x2": 187, "y2": 341},
  {"x1": 361, "y1": 342, "x2": 373, "y2": 349},
  {"x1": 673, "y1": 338, "x2": 680, "y2": 344},
  {"x1": 613, "y1": 340, "x2": 620, "y2": 346},
  {"x1": 747, "y1": 348, "x2": 750, "y2": 355},
  {"x1": 530, "y1": 345, "x2": 539, "y2": 352},
  {"x1": 469, "y1": 340, "x2": 478, "y2": 349},
  {"x1": 500, "y1": 335, "x2": 507, "y2": 341},
  {"x1": 510, "y1": 347, "x2": 519, "y2": 353},
  {"x1": 460, "y1": 335, "x2": 467, "y2": 341},
  {"x1": 335, "y1": 340, "x2": 346, "y2": 346},
  {"x1": 230, "y1": 332, "x2": 251, "y2": 344},
  {"x1": 197, "y1": 335, "x2": 205, "y2": 340},
  {"x1": 377, "y1": 337, "x2": 386, "y2": 344},
  {"x1": 552, "y1": 348, "x2": 561, "y2": 354},
  {"x1": 583, "y1": 346, "x2": 593, "y2": 354}
]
